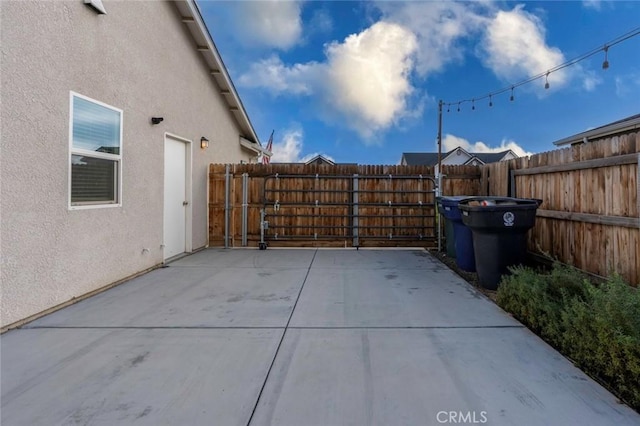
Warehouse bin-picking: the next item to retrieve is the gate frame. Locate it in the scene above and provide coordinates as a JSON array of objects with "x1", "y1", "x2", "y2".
[{"x1": 254, "y1": 173, "x2": 439, "y2": 249}]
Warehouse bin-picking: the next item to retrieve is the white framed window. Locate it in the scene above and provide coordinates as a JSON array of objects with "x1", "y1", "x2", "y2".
[{"x1": 69, "y1": 92, "x2": 123, "y2": 209}]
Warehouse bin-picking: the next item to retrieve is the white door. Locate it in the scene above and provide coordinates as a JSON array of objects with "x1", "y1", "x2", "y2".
[{"x1": 164, "y1": 137, "x2": 188, "y2": 260}]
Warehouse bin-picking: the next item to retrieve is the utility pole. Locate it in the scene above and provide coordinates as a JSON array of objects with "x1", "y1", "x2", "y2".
[
  {"x1": 436, "y1": 99, "x2": 443, "y2": 252},
  {"x1": 437, "y1": 99, "x2": 443, "y2": 192}
]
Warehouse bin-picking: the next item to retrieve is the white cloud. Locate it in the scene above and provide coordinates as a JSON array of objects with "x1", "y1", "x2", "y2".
[
  {"x1": 270, "y1": 128, "x2": 304, "y2": 163},
  {"x1": 236, "y1": 1, "x2": 303, "y2": 50},
  {"x1": 377, "y1": 1, "x2": 490, "y2": 76},
  {"x1": 442, "y1": 134, "x2": 533, "y2": 157},
  {"x1": 582, "y1": 0, "x2": 602, "y2": 10},
  {"x1": 269, "y1": 127, "x2": 334, "y2": 163},
  {"x1": 481, "y1": 6, "x2": 569, "y2": 89},
  {"x1": 615, "y1": 72, "x2": 640, "y2": 97},
  {"x1": 309, "y1": 8, "x2": 333, "y2": 35},
  {"x1": 323, "y1": 21, "x2": 418, "y2": 137},
  {"x1": 239, "y1": 21, "x2": 419, "y2": 139},
  {"x1": 581, "y1": 70, "x2": 602, "y2": 92},
  {"x1": 238, "y1": 55, "x2": 322, "y2": 95}
]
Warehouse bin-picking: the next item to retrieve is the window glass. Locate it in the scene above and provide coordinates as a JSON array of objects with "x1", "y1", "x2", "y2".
[
  {"x1": 72, "y1": 96, "x2": 120, "y2": 154},
  {"x1": 71, "y1": 155, "x2": 117, "y2": 204},
  {"x1": 70, "y1": 94, "x2": 122, "y2": 207}
]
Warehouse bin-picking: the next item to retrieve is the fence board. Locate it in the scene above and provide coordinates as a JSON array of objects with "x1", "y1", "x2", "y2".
[
  {"x1": 210, "y1": 164, "x2": 436, "y2": 249},
  {"x1": 497, "y1": 131, "x2": 640, "y2": 286},
  {"x1": 209, "y1": 130, "x2": 639, "y2": 285}
]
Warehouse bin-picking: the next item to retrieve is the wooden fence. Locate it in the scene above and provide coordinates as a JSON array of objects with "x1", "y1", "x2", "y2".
[
  {"x1": 208, "y1": 133, "x2": 638, "y2": 285},
  {"x1": 479, "y1": 131, "x2": 640, "y2": 286},
  {"x1": 209, "y1": 164, "x2": 477, "y2": 249}
]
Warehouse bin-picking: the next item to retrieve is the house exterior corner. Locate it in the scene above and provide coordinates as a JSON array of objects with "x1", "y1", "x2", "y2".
[{"x1": 0, "y1": 0, "x2": 258, "y2": 327}]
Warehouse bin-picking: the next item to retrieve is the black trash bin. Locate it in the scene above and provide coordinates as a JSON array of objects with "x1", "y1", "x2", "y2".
[{"x1": 458, "y1": 197, "x2": 541, "y2": 290}]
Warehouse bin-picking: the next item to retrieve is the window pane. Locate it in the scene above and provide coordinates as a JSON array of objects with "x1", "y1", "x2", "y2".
[
  {"x1": 71, "y1": 155, "x2": 117, "y2": 204},
  {"x1": 72, "y1": 96, "x2": 120, "y2": 154}
]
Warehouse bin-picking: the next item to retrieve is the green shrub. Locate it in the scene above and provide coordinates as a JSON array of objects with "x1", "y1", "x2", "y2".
[
  {"x1": 496, "y1": 263, "x2": 589, "y2": 347},
  {"x1": 561, "y1": 275, "x2": 640, "y2": 409},
  {"x1": 497, "y1": 264, "x2": 640, "y2": 411}
]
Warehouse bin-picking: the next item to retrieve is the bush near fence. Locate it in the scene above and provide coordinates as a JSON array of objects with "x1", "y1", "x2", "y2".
[{"x1": 497, "y1": 264, "x2": 640, "y2": 411}]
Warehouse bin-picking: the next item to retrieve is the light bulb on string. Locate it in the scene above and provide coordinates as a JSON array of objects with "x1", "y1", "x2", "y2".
[
  {"x1": 544, "y1": 72, "x2": 550, "y2": 89},
  {"x1": 439, "y1": 28, "x2": 640, "y2": 118},
  {"x1": 602, "y1": 45, "x2": 609, "y2": 69}
]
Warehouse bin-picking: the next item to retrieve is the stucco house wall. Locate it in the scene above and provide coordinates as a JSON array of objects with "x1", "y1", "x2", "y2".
[{"x1": 0, "y1": 1, "x2": 259, "y2": 327}]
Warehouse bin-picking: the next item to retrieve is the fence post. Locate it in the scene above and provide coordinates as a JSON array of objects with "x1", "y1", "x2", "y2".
[
  {"x1": 352, "y1": 174, "x2": 359, "y2": 248},
  {"x1": 224, "y1": 164, "x2": 230, "y2": 249},
  {"x1": 436, "y1": 173, "x2": 443, "y2": 252},
  {"x1": 241, "y1": 172, "x2": 248, "y2": 247}
]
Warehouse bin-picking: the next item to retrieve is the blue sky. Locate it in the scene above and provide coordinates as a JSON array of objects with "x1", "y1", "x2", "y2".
[{"x1": 200, "y1": 1, "x2": 640, "y2": 164}]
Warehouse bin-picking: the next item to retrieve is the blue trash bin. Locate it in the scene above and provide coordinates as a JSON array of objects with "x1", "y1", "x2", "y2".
[
  {"x1": 439, "y1": 196, "x2": 476, "y2": 272},
  {"x1": 436, "y1": 197, "x2": 456, "y2": 258}
]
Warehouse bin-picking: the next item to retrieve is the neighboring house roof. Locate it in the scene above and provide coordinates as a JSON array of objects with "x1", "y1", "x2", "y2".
[
  {"x1": 305, "y1": 155, "x2": 336, "y2": 166},
  {"x1": 402, "y1": 149, "x2": 516, "y2": 166},
  {"x1": 553, "y1": 113, "x2": 640, "y2": 147},
  {"x1": 173, "y1": 1, "x2": 269, "y2": 157},
  {"x1": 401, "y1": 152, "x2": 442, "y2": 166},
  {"x1": 472, "y1": 151, "x2": 514, "y2": 164}
]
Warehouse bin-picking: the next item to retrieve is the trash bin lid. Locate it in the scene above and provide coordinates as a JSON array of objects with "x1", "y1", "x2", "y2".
[
  {"x1": 458, "y1": 197, "x2": 542, "y2": 212},
  {"x1": 437, "y1": 196, "x2": 475, "y2": 221}
]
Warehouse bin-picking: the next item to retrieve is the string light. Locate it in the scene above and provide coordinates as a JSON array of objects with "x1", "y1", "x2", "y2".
[
  {"x1": 440, "y1": 26, "x2": 639, "y2": 112},
  {"x1": 544, "y1": 72, "x2": 550, "y2": 89}
]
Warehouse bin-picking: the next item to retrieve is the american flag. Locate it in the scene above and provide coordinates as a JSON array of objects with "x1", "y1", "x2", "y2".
[{"x1": 262, "y1": 130, "x2": 273, "y2": 164}]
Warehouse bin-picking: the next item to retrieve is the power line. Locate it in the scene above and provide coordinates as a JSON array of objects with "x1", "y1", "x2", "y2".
[{"x1": 443, "y1": 25, "x2": 640, "y2": 110}]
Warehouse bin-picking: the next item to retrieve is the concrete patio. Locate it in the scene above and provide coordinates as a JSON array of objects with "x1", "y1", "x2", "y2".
[{"x1": 2, "y1": 249, "x2": 638, "y2": 425}]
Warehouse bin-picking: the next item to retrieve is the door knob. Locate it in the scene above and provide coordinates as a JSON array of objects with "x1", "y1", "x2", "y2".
[{"x1": 183, "y1": 201, "x2": 189, "y2": 206}]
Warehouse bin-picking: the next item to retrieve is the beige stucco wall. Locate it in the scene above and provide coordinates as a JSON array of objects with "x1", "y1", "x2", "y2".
[{"x1": 0, "y1": 0, "x2": 257, "y2": 327}]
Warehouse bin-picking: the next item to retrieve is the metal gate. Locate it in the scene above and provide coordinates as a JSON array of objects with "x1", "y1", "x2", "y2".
[{"x1": 257, "y1": 173, "x2": 438, "y2": 249}]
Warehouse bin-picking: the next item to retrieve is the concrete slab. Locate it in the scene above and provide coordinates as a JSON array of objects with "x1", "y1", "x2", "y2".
[
  {"x1": 170, "y1": 248, "x2": 316, "y2": 269},
  {"x1": 1, "y1": 328, "x2": 281, "y2": 426},
  {"x1": 250, "y1": 328, "x2": 639, "y2": 426},
  {"x1": 290, "y1": 260, "x2": 519, "y2": 327},
  {"x1": 4, "y1": 248, "x2": 639, "y2": 426},
  {"x1": 311, "y1": 248, "x2": 446, "y2": 270},
  {"x1": 28, "y1": 266, "x2": 306, "y2": 328}
]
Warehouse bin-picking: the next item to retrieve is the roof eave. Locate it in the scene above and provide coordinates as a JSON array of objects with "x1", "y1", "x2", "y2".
[
  {"x1": 174, "y1": 0, "x2": 260, "y2": 146},
  {"x1": 240, "y1": 137, "x2": 271, "y2": 156},
  {"x1": 553, "y1": 116, "x2": 640, "y2": 146}
]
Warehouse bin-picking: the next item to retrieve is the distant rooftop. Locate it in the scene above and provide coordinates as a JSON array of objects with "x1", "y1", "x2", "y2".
[
  {"x1": 401, "y1": 149, "x2": 514, "y2": 166},
  {"x1": 401, "y1": 152, "x2": 442, "y2": 166},
  {"x1": 553, "y1": 113, "x2": 640, "y2": 146}
]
